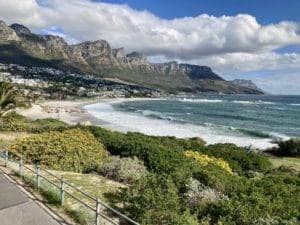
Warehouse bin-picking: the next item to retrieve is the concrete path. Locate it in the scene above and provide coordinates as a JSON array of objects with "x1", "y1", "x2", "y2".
[{"x1": 0, "y1": 173, "x2": 62, "y2": 225}]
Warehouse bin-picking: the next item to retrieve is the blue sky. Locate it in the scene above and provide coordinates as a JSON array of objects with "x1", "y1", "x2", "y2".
[
  {"x1": 98, "y1": 0, "x2": 300, "y2": 23},
  {"x1": 1, "y1": 0, "x2": 300, "y2": 94}
]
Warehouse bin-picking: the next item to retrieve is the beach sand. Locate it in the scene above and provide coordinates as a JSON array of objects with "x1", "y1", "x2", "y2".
[{"x1": 17, "y1": 99, "x2": 102, "y2": 125}]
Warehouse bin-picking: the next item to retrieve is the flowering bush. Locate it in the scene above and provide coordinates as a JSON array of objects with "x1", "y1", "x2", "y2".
[
  {"x1": 98, "y1": 156, "x2": 148, "y2": 184},
  {"x1": 184, "y1": 150, "x2": 233, "y2": 174},
  {"x1": 10, "y1": 129, "x2": 108, "y2": 172}
]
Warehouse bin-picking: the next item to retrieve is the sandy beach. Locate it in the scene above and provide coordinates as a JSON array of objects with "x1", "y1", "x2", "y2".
[
  {"x1": 17, "y1": 99, "x2": 103, "y2": 125},
  {"x1": 17, "y1": 97, "x2": 156, "y2": 125}
]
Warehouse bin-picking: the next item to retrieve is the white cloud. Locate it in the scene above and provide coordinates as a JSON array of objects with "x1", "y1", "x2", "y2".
[
  {"x1": 190, "y1": 52, "x2": 300, "y2": 74},
  {"x1": 253, "y1": 71, "x2": 300, "y2": 95},
  {"x1": 0, "y1": 0, "x2": 299, "y2": 58},
  {"x1": 0, "y1": 0, "x2": 300, "y2": 93}
]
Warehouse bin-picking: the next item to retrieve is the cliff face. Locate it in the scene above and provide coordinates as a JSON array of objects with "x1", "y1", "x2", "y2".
[{"x1": 0, "y1": 20, "x2": 263, "y2": 94}]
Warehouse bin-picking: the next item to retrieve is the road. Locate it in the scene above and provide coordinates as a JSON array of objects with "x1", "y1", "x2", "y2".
[{"x1": 0, "y1": 172, "x2": 63, "y2": 225}]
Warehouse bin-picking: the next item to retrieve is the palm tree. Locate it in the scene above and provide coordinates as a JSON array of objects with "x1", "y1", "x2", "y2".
[{"x1": 0, "y1": 82, "x2": 18, "y2": 118}]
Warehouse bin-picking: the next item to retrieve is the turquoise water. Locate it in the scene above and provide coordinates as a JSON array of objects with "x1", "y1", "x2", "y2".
[{"x1": 85, "y1": 95, "x2": 300, "y2": 149}]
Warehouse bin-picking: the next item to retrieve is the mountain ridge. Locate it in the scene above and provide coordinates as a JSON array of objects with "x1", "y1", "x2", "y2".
[{"x1": 0, "y1": 20, "x2": 263, "y2": 94}]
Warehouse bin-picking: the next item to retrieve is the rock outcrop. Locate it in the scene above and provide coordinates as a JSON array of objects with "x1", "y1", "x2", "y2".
[
  {"x1": 0, "y1": 21, "x2": 19, "y2": 42},
  {"x1": 0, "y1": 20, "x2": 264, "y2": 94}
]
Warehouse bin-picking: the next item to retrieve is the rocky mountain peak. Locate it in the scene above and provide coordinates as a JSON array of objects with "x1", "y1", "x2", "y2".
[
  {"x1": 126, "y1": 51, "x2": 145, "y2": 58},
  {"x1": 231, "y1": 79, "x2": 258, "y2": 88},
  {"x1": 0, "y1": 19, "x2": 265, "y2": 94},
  {"x1": 112, "y1": 47, "x2": 125, "y2": 59},
  {"x1": 44, "y1": 35, "x2": 67, "y2": 46},
  {"x1": 180, "y1": 64, "x2": 223, "y2": 80},
  {"x1": 231, "y1": 79, "x2": 264, "y2": 93},
  {"x1": 126, "y1": 51, "x2": 148, "y2": 65},
  {"x1": 0, "y1": 20, "x2": 6, "y2": 27},
  {"x1": 0, "y1": 20, "x2": 20, "y2": 42},
  {"x1": 9, "y1": 23, "x2": 31, "y2": 35}
]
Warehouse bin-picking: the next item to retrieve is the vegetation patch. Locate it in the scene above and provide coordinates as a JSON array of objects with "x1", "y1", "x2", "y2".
[
  {"x1": 273, "y1": 138, "x2": 300, "y2": 157},
  {"x1": 0, "y1": 112, "x2": 68, "y2": 133},
  {"x1": 98, "y1": 156, "x2": 148, "y2": 184},
  {"x1": 10, "y1": 128, "x2": 108, "y2": 172},
  {"x1": 184, "y1": 150, "x2": 233, "y2": 174}
]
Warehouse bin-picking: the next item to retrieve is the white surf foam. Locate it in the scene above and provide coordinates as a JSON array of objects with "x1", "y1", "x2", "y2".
[
  {"x1": 232, "y1": 100, "x2": 275, "y2": 105},
  {"x1": 85, "y1": 100, "x2": 277, "y2": 149},
  {"x1": 178, "y1": 98, "x2": 224, "y2": 103}
]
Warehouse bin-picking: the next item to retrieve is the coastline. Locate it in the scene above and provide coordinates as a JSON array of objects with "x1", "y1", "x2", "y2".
[
  {"x1": 17, "y1": 97, "x2": 280, "y2": 150},
  {"x1": 17, "y1": 97, "x2": 158, "y2": 126},
  {"x1": 17, "y1": 98, "x2": 104, "y2": 125}
]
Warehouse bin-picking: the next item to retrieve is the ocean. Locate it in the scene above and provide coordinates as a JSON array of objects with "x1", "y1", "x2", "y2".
[{"x1": 84, "y1": 95, "x2": 300, "y2": 149}]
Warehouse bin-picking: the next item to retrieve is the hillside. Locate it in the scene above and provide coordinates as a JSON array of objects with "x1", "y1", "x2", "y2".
[{"x1": 0, "y1": 20, "x2": 263, "y2": 94}]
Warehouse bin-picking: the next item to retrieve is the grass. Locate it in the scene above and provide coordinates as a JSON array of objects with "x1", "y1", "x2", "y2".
[
  {"x1": 49, "y1": 170, "x2": 126, "y2": 203},
  {"x1": 268, "y1": 156, "x2": 300, "y2": 172},
  {"x1": 64, "y1": 205, "x2": 95, "y2": 225},
  {"x1": 0, "y1": 131, "x2": 31, "y2": 149}
]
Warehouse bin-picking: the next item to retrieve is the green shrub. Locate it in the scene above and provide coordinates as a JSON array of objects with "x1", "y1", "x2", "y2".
[
  {"x1": 98, "y1": 156, "x2": 148, "y2": 184},
  {"x1": 207, "y1": 170, "x2": 300, "y2": 225},
  {"x1": 199, "y1": 143, "x2": 272, "y2": 173},
  {"x1": 10, "y1": 128, "x2": 108, "y2": 172},
  {"x1": 185, "y1": 178, "x2": 227, "y2": 208},
  {"x1": 0, "y1": 112, "x2": 68, "y2": 133},
  {"x1": 88, "y1": 127, "x2": 205, "y2": 155},
  {"x1": 118, "y1": 174, "x2": 198, "y2": 225},
  {"x1": 88, "y1": 126, "x2": 271, "y2": 174},
  {"x1": 277, "y1": 138, "x2": 300, "y2": 157}
]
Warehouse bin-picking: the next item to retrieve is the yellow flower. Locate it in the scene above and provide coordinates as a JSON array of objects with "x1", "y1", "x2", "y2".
[{"x1": 184, "y1": 150, "x2": 233, "y2": 174}]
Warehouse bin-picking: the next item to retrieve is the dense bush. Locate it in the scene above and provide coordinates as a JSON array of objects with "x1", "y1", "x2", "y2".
[
  {"x1": 206, "y1": 170, "x2": 300, "y2": 225},
  {"x1": 0, "y1": 112, "x2": 68, "y2": 133},
  {"x1": 98, "y1": 156, "x2": 148, "y2": 184},
  {"x1": 185, "y1": 178, "x2": 227, "y2": 208},
  {"x1": 276, "y1": 138, "x2": 300, "y2": 157},
  {"x1": 118, "y1": 174, "x2": 198, "y2": 225},
  {"x1": 10, "y1": 128, "x2": 108, "y2": 172},
  {"x1": 184, "y1": 150, "x2": 233, "y2": 174},
  {"x1": 88, "y1": 126, "x2": 271, "y2": 174},
  {"x1": 88, "y1": 127, "x2": 206, "y2": 155},
  {"x1": 197, "y1": 143, "x2": 272, "y2": 174}
]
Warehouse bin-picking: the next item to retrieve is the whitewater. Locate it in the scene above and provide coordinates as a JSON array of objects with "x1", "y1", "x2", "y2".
[{"x1": 85, "y1": 95, "x2": 300, "y2": 150}]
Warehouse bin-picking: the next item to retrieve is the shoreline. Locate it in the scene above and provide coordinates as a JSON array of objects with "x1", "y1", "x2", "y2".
[
  {"x1": 17, "y1": 97, "x2": 159, "y2": 126},
  {"x1": 18, "y1": 97, "x2": 279, "y2": 150}
]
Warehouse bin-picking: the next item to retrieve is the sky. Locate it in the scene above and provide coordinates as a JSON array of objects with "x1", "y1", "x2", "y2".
[{"x1": 0, "y1": 0, "x2": 299, "y2": 94}]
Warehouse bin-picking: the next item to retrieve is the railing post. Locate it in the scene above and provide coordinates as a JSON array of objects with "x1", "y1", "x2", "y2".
[
  {"x1": 19, "y1": 156, "x2": 23, "y2": 178},
  {"x1": 95, "y1": 198, "x2": 101, "y2": 225},
  {"x1": 60, "y1": 178, "x2": 65, "y2": 206},
  {"x1": 4, "y1": 150, "x2": 8, "y2": 167},
  {"x1": 36, "y1": 164, "x2": 40, "y2": 189}
]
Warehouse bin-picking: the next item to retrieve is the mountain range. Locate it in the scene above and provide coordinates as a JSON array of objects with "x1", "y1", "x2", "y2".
[{"x1": 0, "y1": 20, "x2": 263, "y2": 94}]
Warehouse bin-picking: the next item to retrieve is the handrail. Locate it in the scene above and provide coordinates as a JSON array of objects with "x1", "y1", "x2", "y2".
[
  {"x1": 63, "y1": 179, "x2": 97, "y2": 201},
  {"x1": 0, "y1": 150, "x2": 140, "y2": 225},
  {"x1": 64, "y1": 189, "x2": 96, "y2": 212},
  {"x1": 23, "y1": 164, "x2": 35, "y2": 173},
  {"x1": 39, "y1": 173, "x2": 61, "y2": 189},
  {"x1": 42, "y1": 169, "x2": 62, "y2": 181}
]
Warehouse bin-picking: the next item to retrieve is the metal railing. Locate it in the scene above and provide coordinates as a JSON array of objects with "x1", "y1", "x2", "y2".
[{"x1": 0, "y1": 150, "x2": 139, "y2": 225}]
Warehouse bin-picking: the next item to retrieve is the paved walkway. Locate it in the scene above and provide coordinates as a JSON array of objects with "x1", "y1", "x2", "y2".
[{"x1": 0, "y1": 172, "x2": 62, "y2": 225}]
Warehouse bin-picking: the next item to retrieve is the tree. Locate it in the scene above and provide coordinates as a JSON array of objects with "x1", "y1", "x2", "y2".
[{"x1": 0, "y1": 82, "x2": 18, "y2": 118}]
